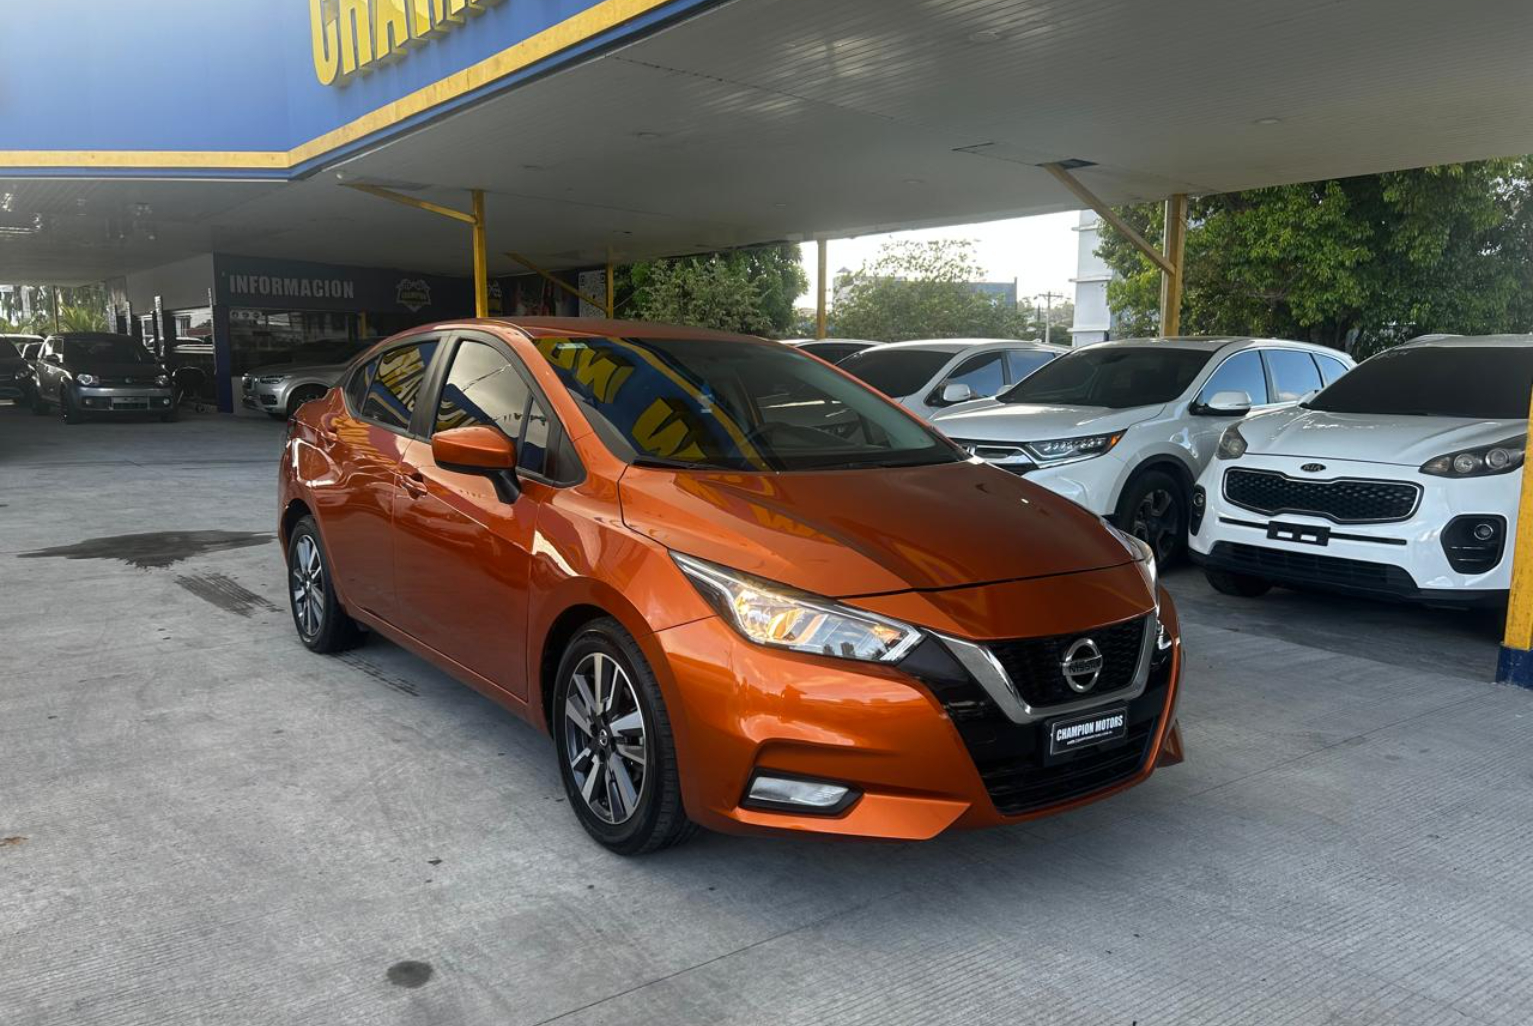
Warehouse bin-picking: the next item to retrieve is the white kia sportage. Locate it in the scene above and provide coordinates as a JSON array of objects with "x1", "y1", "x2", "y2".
[{"x1": 1190, "y1": 334, "x2": 1530, "y2": 606}]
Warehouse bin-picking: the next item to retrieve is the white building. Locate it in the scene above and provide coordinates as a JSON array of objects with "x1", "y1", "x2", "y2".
[{"x1": 1069, "y1": 210, "x2": 1114, "y2": 346}]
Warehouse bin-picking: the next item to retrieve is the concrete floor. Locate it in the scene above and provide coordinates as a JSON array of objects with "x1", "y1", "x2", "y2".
[{"x1": 1, "y1": 405, "x2": 1529, "y2": 1026}]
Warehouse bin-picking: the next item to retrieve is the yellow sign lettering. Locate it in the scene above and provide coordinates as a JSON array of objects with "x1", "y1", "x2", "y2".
[
  {"x1": 373, "y1": 0, "x2": 412, "y2": 61},
  {"x1": 309, "y1": 0, "x2": 341, "y2": 86},
  {"x1": 337, "y1": 0, "x2": 375, "y2": 78},
  {"x1": 311, "y1": 0, "x2": 507, "y2": 85}
]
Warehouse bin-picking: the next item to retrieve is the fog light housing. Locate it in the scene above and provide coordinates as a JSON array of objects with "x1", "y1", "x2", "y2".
[
  {"x1": 1442, "y1": 515, "x2": 1506, "y2": 575},
  {"x1": 1190, "y1": 486, "x2": 1206, "y2": 535},
  {"x1": 744, "y1": 773, "x2": 859, "y2": 815}
]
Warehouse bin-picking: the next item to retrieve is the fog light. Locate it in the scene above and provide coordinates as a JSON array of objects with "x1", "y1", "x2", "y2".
[
  {"x1": 1473, "y1": 523, "x2": 1497, "y2": 542},
  {"x1": 745, "y1": 774, "x2": 856, "y2": 814},
  {"x1": 1442, "y1": 515, "x2": 1507, "y2": 574},
  {"x1": 1190, "y1": 486, "x2": 1207, "y2": 534}
]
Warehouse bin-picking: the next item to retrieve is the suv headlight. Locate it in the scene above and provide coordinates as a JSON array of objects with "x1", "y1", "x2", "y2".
[
  {"x1": 259, "y1": 375, "x2": 287, "y2": 385},
  {"x1": 155, "y1": 373, "x2": 170, "y2": 386},
  {"x1": 1023, "y1": 432, "x2": 1124, "y2": 466},
  {"x1": 1421, "y1": 436, "x2": 1525, "y2": 478},
  {"x1": 75, "y1": 373, "x2": 99, "y2": 386},
  {"x1": 1216, "y1": 423, "x2": 1248, "y2": 460},
  {"x1": 672, "y1": 553, "x2": 923, "y2": 663}
]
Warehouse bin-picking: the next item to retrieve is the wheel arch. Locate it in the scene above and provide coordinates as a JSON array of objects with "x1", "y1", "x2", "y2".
[{"x1": 1113, "y1": 455, "x2": 1196, "y2": 523}]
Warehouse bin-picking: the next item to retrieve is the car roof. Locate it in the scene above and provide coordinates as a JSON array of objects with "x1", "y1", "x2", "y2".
[
  {"x1": 853, "y1": 338, "x2": 1062, "y2": 355},
  {"x1": 1084, "y1": 336, "x2": 1331, "y2": 352},
  {"x1": 1396, "y1": 333, "x2": 1533, "y2": 349},
  {"x1": 783, "y1": 338, "x2": 880, "y2": 346},
  {"x1": 1, "y1": 333, "x2": 44, "y2": 341}
]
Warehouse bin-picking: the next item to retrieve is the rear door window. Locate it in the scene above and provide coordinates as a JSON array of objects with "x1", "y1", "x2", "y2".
[
  {"x1": 353, "y1": 338, "x2": 440, "y2": 431},
  {"x1": 1315, "y1": 354, "x2": 1350, "y2": 385},
  {"x1": 1199, "y1": 350, "x2": 1270, "y2": 406},
  {"x1": 1264, "y1": 349, "x2": 1324, "y2": 403}
]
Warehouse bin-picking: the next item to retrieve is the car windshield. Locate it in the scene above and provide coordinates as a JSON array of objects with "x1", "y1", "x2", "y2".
[
  {"x1": 998, "y1": 346, "x2": 1214, "y2": 409},
  {"x1": 1307, "y1": 346, "x2": 1533, "y2": 419},
  {"x1": 838, "y1": 347, "x2": 954, "y2": 397},
  {"x1": 534, "y1": 336, "x2": 959, "y2": 472},
  {"x1": 62, "y1": 335, "x2": 153, "y2": 364}
]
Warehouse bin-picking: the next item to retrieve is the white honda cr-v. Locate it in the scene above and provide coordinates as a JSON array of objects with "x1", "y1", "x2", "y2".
[
  {"x1": 931, "y1": 337, "x2": 1353, "y2": 562},
  {"x1": 1190, "y1": 334, "x2": 1530, "y2": 606}
]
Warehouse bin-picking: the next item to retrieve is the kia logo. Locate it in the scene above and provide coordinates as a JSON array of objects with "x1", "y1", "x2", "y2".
[{"x1": 1301, "y1": 463, "x2": 1327, "y2": 473}]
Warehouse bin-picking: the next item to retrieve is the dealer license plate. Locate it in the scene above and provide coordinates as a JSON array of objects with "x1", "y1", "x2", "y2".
[
  {"x1": 1047, "y1": 704, "x2": 1129, "y2": 757},
  {"x1": 1267, "y1": 521, "x2": 1330, "y2": 546}
]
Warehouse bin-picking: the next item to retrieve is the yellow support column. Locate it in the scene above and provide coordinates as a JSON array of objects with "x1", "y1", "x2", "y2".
[
  {"x1": 1498, "y1": 384, "x2": 1533, "y2": 687},
  {"x1": 1160, "y1": 194, "x2": 1188, "y2": 337},
  {"x1": 471, "y1": 190, "x2": 489, "y2": 318},
  {"x1": 816, "y1": 239, "x2": 828, "y2": 340}
]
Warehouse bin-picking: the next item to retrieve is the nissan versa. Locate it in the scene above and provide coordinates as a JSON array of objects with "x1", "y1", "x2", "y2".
[{"x1": 278, "y1": 319, "x2": 1184, "y2": 854}]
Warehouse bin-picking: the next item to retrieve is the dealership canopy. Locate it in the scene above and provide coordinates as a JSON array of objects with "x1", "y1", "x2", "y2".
[{"x1": 4, "y1": 0, "x2": 1533, "y2": 283}]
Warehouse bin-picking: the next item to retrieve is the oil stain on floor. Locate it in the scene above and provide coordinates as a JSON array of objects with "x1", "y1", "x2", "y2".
[
  {"x1": 386, "y1": 961, "x2": 433, "y2": 988},
  {"x1": 17, "y1": 530, "x2": 272, "y2": 570},
  {"x1": 175, "y1": 572, "x2": 280, "y2": 618}
]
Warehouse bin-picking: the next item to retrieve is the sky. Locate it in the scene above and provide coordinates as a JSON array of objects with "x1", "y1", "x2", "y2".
[{"x1": 798, "y1": 210, "x2": 1082, "y2": 311}]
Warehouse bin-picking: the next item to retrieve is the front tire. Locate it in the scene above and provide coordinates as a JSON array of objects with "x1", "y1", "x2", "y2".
[
  {"x1": 60, "y1": 388, "x2": 85, "y2": 425},
  {"x1": 286, "y1": 386, "x2": 327, "y2": 419},
  {"x1": 1117, "y1": 470, "x2": 1186, "y2": 565},
  {"x1": 1205, "y1": 568, "x2": 1274, "y2": 597},
  {"x1": 286, "y1": 516, "x2": 363, "y2": 654},
  {"x1": 552, "y1": 618, "x2": 696, "y2": 855}
]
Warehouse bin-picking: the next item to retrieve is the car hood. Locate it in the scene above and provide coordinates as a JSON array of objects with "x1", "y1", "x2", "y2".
[
  {"x1": 931, "y1": 402, "x2": 1158, "y2": 440},
  {"x1": 69, "y1": 361, "x2": 166, "y2": 377},
  {"x1": 618, "y1": 460, "x2": 1137, "y2": 599},
  {"x1": 245, "y1": 360, "x2": 346, "y2": 379},
  {"x1": 1238, "y1": 407, "x2": 1526, "y2": 466}
]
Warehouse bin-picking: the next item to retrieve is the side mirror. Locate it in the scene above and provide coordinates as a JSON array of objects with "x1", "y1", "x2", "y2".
[
  {"x1": 431, "y1": 425, "x2": 520, "y2": 502},
  {"x1": 1199, "y1": 389, "x2": 1253, "y2": 416},
  {"x1": 939, "y1": 382, "x2": 975, "y2": 405},
  {"x1": 45, "y1": 353, "x2": 62, "y2": 365}
]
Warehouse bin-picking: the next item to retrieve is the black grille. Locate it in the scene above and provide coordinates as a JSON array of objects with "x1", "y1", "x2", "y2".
[
  {"x1": 1210, "y1": 542, "x2": 1417, "y2": 591},
  {"x1": 900, "y1": 637, "x2": 1170, "y2": 818},
  {"x1": 982, "y1": 723, "x2": 1154, "y2": 816},
  {"x1": 1224, "y1": 469, "x2": 1419, "y2": 523},
  {"x1": 987, "y1": 617, "x2": 1147, "y2": 709}
]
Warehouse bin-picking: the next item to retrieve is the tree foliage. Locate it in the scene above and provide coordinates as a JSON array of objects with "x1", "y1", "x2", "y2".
[
  {"x1": 1098, "y1": 158, "x2": 1533, "y2": 357},
  {"x1": 2, "y1": 283, "x2": 109, "y2": 335},
  {"x1": 832, "y1": 240, "x2": 1031, "y2": 342},
  {"x1": 615, "y1": 244, "x2": 806, "y2": 337}
]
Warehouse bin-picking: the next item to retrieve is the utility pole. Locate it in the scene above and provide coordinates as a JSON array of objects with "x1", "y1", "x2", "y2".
[{"x1": 1036, "y1": 291, "x2": 1064, "y2": 345}]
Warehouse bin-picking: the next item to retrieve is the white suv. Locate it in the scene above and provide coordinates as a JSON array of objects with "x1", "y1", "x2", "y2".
[
  {"x1": 931, "y1": 337, "x2": 1354, "y2": 561},
  {"x1": 1190, "y1": 334, "x2": 1529, "y2": 607},
  {"x1": 837, "y1": 339, "x2": 1066, "y2": 420}
]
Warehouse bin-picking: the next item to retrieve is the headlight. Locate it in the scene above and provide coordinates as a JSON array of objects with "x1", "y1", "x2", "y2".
[
  {"x1": 259, "y1": 375, "x2": 287, "y2": 385},
  {"x1": 1216, "y1": 423, "x2": 1248, "y2": 460},
  {"x1": 75, "y1": 373, "x2": 99, "y2": 386},
  {"x1": 1421, "y1": 436, "x2": 1525, "y2": 478},
  {"x1": 155, "y1": 374, "x2": 170, "y2": 386},
  {"x1": 1023, "y1": 432, "x2": 1124, "y2": 466},
  {"x1": 671, "y1": 553, "x2": 923, "y2": 663}
]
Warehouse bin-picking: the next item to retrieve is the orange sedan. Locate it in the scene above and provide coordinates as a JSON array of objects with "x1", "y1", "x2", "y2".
[{"x1": 278, "y1": 319, "x2": 1184, "y2": 854}]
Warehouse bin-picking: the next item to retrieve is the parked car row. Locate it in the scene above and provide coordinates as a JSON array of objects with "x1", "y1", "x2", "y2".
[{"x1": 19, "y1": 332, "x2": 180, "y2": 423}]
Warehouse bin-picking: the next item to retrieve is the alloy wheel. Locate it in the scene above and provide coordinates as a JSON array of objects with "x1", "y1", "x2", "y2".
[
  {"x1": 290, "y1": 535, "x2": 325, "y2": 638},
  {"x1": 1132, "y1": 487, "x2": 1181, "y2": 562},
  {"x1": 563, "y1": 652, "x2": 648, "y2": 825}
]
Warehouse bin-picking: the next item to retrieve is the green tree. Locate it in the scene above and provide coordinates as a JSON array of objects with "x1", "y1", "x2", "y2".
[
  {"x1": 832, "y1": 240, "x2": 1030, "y2": 342},
  {"x1": 615, "y1": 244, "x2": 807, "y2": 336},
  {"x1": 1098, "y1": 158, "x2": 1533, "y2": 357}
]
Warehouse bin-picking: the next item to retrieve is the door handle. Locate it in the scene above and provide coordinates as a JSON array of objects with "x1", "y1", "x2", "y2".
[{"x1": 400, "y1": 465, "x2": 428, "y2": 498}]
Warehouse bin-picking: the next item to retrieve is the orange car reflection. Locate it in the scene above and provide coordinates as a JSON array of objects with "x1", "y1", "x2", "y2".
[{"x1": 278, "y1": 319, "x2": 1184, "y2": 855}]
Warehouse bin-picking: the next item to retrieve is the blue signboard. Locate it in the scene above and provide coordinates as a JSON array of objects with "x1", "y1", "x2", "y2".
[{"x1": 0, "y1": 0, "x2": 719, "y2": 179}]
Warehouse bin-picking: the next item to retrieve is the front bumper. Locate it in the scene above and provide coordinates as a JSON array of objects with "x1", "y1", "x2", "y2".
[
  {"x1": 651, "y1": 589, "x2": 1183, "y2": 841},
  {"x1": 240, "y1": 378, "x2": 283, "y2": 412},
  {"x1": 76, "y1": 386, "x2": 175, "y2": 413},
  {"x1": 1190, "y1": 455, "x2": 1515, "y2": 605}
]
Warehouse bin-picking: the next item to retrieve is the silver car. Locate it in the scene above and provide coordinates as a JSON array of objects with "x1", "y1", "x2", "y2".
[
  {"x1": 837, "y1": 338, "x2": 1068, "y2": 419},
  {"x1": 241, "y1": 337, "x2": 378, "y2": 418}
]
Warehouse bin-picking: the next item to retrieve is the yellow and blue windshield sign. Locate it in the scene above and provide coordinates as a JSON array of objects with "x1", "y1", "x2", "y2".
[{"x1": 1, "y1": 0, "x2": 719, "y2": 178}]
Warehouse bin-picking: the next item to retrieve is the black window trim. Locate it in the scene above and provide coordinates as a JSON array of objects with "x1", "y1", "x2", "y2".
[
  {"x1": 343, "y1": 332, "x2": 447, "y2": 440},
  {"x1": 427, "y1": 329, "x2": 585, "y2": 489}
]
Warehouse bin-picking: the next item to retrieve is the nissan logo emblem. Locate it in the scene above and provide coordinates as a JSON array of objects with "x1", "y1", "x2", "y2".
[
  {"x1": 1301, "y1": 463, "x2": 1327, "y2": 473},
  {"x1": 1060, "y1": 638, "x2": 1104, "y2": 693}
]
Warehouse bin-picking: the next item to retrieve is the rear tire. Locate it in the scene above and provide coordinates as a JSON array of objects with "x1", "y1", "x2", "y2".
[
  {"x1": 1205, "y1": 568, "x2": 1274, "y2": 598},
  {"x1": 1116, "y1": 469, "x2": 1187, "y2": 565},
  {"x1": 552, "y1": 618, "x2": 697, "y2": 855},
  {"x1": 286, "y1": 516, "x2": 364, "y2": 654}
]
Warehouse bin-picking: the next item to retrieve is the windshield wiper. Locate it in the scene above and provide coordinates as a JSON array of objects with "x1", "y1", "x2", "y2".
[{"x1": 629, "y1": 457, "x2": 740, "y2": 472}]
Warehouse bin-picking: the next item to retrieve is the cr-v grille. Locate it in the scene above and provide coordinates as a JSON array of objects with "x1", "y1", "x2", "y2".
[
  {"x1": 987, "y1": 617, "x2": 1147, "y2": 709},
  {"x1": 1224, "y1": 468, "x2": 1420, "y2": 523}
]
